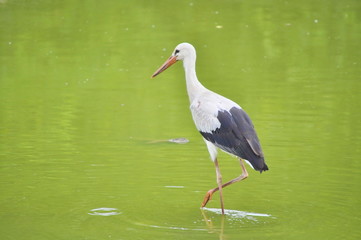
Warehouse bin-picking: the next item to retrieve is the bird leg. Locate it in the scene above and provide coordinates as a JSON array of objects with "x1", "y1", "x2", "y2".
[
  {"x1": 214, "y1": 158, "x2": 225, "y2": 214},
  {"x1": 201, "y1": 159, "x2": 248, "y2": 210}
]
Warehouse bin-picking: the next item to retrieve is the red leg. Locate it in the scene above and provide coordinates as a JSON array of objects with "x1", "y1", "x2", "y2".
[
  {"x1": 201, "y1": 158, "x2": 248, "y2": 210},
  {"x1": 214, "y1": 158, "x2": 225, "y2": 214}
]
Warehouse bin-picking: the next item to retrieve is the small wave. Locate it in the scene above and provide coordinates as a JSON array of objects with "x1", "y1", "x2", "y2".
[
  {"x1": 134, "y1": 222, "x2": 206, "y2": 231},
  {"x1": 164, "y1": 185, "x2": 185, "y2": 188},
  {"x1": 88, "y1": 207, "x2": 121, "y2": 216},
  {"x1": 203, "y1": 208, "x2": 273, "y2": 221}
]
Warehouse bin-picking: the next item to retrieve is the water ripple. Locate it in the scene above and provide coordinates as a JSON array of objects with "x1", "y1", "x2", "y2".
[
  {"x1": 203, "y1": 208, "x2": 273, "y2": 221},
  {"x1": 88, "y1": 207, "x2": 121, "y2": 216}
]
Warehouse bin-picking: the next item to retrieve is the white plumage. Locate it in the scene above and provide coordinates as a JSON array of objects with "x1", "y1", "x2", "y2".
[{"x1": 190, "y1": 91, "x2": 241, "y2": 133}]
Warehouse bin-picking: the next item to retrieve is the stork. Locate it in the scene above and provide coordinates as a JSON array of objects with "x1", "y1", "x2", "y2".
[{"x1": 151, "y1": 43, "x2": 268, "y2": 215}]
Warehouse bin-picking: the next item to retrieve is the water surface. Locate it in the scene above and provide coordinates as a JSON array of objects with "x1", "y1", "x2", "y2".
[{"x1": 1, "y1": 0, "x2": 360, "y2": 239}]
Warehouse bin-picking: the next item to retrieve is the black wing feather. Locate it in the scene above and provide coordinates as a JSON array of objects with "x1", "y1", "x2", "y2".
[{"x1": 200, "y1": 107, "x2": 268, "y2": 172}]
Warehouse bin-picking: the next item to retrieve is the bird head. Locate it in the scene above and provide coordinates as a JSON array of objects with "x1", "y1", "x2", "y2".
[{"x1": 151, "y1": 42, "x2": 196, "y2": 78}]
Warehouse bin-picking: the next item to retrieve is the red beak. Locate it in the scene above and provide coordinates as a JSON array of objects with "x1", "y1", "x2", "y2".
[{"x1": 151, "y1": 55, "x2": 177, "y2": 78}]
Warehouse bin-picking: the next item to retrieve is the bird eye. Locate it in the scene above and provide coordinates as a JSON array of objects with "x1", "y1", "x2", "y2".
[{"x1": 174, "y1": 49, "x2": 180, "y2": 55}]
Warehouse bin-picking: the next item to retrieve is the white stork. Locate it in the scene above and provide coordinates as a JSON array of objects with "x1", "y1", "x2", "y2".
[{"x1": 151, "y1": 43, "x2": 268, "y2": 215}]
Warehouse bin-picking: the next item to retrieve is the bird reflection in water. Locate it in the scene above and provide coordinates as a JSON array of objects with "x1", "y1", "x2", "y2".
[{"x1": 201, "y1": 208, "x2": 225, "y2": 240}]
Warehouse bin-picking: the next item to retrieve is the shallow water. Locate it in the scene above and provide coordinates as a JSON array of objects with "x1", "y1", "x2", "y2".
[{"x1": 1, "y1": 0, "x2": 360, "y2": 239}]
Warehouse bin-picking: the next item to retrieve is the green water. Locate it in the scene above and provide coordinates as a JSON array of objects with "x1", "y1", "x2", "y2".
[{"x1": 1, "y1": 0, "x2": 360, "y2": 239}]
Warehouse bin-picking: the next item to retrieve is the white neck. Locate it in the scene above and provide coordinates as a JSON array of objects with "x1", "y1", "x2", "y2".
[{"x1": 183, "y1": 56, "x2": 207, "y2": 103}]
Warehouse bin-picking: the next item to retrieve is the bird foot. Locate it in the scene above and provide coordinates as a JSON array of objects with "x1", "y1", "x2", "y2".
[{"x1": 201, "y1": 190, "x2": 214, "y2": 207}]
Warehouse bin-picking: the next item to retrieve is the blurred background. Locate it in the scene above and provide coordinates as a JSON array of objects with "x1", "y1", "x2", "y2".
[{"x1": 0, "y1": 0, "x2": 360, "y2": 239}]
